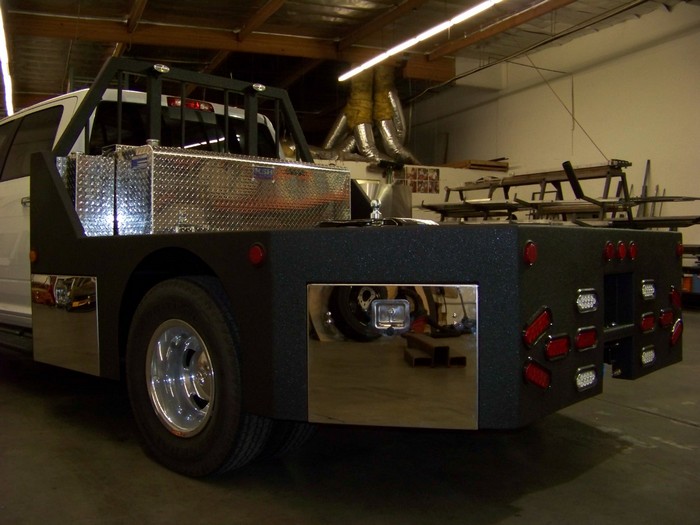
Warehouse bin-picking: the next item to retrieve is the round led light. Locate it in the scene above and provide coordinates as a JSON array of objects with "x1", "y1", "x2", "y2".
[
  {"x1": 628, "y1": 241, "x2": 638, "y2": 260},
  {"x1": 248, "y1": 243, "x2": 266, "y2": 266}
]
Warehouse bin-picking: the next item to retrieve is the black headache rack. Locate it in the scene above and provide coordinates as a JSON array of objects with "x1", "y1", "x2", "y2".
[{"x1": 52, "y1": 57, "x2": 313, "y2": 162}]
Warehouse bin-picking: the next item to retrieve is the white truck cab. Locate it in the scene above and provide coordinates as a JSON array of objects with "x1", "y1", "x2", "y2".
[{"x1": 0, "y1": 88, "x2": 278, "y2": 328}]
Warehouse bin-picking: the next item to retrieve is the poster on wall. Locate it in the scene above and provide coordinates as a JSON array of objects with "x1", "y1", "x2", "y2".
[{"x1": 403, "y1": 166, "x2": 440, "y2": 194}]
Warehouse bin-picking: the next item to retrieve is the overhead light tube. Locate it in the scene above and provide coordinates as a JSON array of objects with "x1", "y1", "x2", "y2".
[
  {"x1": 0, "y1": 8, "x2": 13, "y2": 116},
  {"x1": 339, "y1": 0, "x2": 504, "y2": 82}
]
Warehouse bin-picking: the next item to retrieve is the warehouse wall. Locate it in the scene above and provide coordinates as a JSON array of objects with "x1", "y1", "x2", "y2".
[{"x1": 408, "y1": 2, "x2": 700, "y2": 243}]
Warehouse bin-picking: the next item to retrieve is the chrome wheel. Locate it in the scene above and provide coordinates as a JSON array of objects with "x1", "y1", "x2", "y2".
[{"x1": 146, "y1": 319, "x2": 214, "y2": 437}]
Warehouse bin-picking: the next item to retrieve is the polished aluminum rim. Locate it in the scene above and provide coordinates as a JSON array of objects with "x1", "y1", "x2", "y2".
[{"x1": 146, "y1": 319, "x2": 214, "y2": 437}]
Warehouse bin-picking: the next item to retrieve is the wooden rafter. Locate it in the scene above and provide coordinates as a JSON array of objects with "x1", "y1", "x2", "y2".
[
  {"x1": 337, "y1": 0, "x2": 429, "y2": 52},
  {"x1": 238, "y1": 0, "x2": 286, "y2": 41},
  {"x1": 127, "y1": 0, "x2": 149, "y2": 33}
]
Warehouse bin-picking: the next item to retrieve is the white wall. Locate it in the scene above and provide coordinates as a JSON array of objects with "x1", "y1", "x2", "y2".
[{"x1": 408, "y1": 3, "x2": 700, "y2": 243}]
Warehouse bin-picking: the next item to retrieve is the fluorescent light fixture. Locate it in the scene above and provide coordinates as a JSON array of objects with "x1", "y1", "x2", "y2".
[
  {"x1": 0, "y1": 8, "x2": 13, "y2": 116},
  {"x1": 339, "y1": 0, "x2": 504, "y2": 82}
]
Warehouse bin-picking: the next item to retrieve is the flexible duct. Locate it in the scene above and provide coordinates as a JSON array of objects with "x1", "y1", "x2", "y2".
[
  {"x1": 322, "y1": 113, "x2": 349, "y2": 150},
  {"x1": 317, "y1": 66, "x2": 419, "y2": 164},
  {"x1": 373, "y1": 66, "x2": 419, "y2": 163}
]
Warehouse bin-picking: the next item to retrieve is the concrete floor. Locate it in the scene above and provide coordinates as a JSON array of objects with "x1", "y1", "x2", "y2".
[{"x1": 1, "y1": 312, "x2": 698, "y2": 525}]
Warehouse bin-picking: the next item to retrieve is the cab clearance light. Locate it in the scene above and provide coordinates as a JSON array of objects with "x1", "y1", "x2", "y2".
[
  {"x1": 670, "y1": 287, "x2": 682, "y2": 309},
  {"x1": 575, "y1": 327, "x2": 598, "y2": 351},
  {"x1": 659, "y1": 308, "x2": 675, "y2": 329},
  {"x1": 523, "y1": 308, "x2": 552, "y2": 347},
  {"x1": 576, "y1": 289, "x2": 598, "y2": 313},
  {"x1": 167, "y1": 96, "x2": 215, "y2": 112},
  {"x1": 524, "y1": 361, "x2": 551, "y2": 389},
  {"x1": 671, "y1": 318, "x2": 683, "y2": 346},
  {"x1": 545, "y1": 335, "x2": 570, "y2": 360},
  {"x1": 641, "y1": 280, "x2": 656, "y2": 301},
  {"x1": 628, "y1": 241, "x2": 638, "y2": 260},
  {"x1": 523, "y1": 241, "x2": 538, "y2": 266},
  {"x1": 575, "y1": 365, "x2": 598, "y2": 392},
  {"x1": 640, "y1": 312, "x2": 656, "y2": 333},
  {"x1": 641, "y1": 345, "x2": 656, "y2": 367}
]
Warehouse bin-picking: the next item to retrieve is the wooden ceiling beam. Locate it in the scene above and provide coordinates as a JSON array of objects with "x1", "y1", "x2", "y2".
[
  {"x1": 7, "y1": 11, "x2": 454, "y2": 82},
  {"x1": 9, "y1": 12, "x2": 354, "y2": 61},
  {"x1": 238, "y1": 0, "x2": 286, "y2": 41}
]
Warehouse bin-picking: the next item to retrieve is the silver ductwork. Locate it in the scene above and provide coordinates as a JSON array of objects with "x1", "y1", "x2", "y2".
[{"x1": 318, "y1": 66, "x2": 419, "y2": 165}]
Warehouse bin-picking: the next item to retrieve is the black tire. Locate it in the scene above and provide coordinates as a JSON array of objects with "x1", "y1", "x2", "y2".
[
  {"x1": 328, "y1": 285, "x2": 387, "y2": 341},
  {"x1": 258, "y1": 420, "x2": 317, "y2": 460},
  {"x1": 126, "y1": 276, "x2": 271, "y2": 477}
]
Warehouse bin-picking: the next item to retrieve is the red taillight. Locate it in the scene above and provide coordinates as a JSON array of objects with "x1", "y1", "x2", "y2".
[
  {"x1": 617, "y1": 241, "x2": 627, "y2": 260},
  {"x1": 671, "y1": 318, "x2": 683, "y2": 346},
  {"x1": 659, "y1": 308, "x2": 675, "y2": 329},
  {"x1": 545, "y1": 335, "x2": 570, "y2": 360},
  {"x1": 676, "y1": 242, "x2": 684, "y2": 258},
  {"x1": 523, "y1": 241, "x2": 538, "y2": 266},
  {"x1": 248, "y1": 243, "x2": 266, "y2": 266},
  {"x1": 575, "y1": 327, "x2": 598, "y2": 351},
  {"x1": 640, "y1": 312, "x2": 656, "y2": 332},
  {"x1": 523, "y1": 308, "x2": 552, "y2": 347},
  {"x1": 628, "y1": 241, "x2": 638, "y2": 260},
  {"x1": 167, "y1": 96, "x2": 214, "y2": 112},
  {"x1": 524, "y1": 361, "x2": 551, "y2": 389},
  {"x1": 604, "y1": 241, "x2": 615, "y2": 261},
  {"x1": 670, "y1": 287, "x2": 682, "y2": 309}
]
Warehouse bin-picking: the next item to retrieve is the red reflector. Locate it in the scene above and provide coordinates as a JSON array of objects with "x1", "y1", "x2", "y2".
[
  {"x1": 659, "y1": 309, "x2": 674, "y2": 328},
  {"x1": 604, "y1": 241, "x2": 615, "y2": 261},
  {"x1": 628, "y1": 241, "x2": 638, "y2": 260},
  {"x1": 671, "y1": 318, "x2": 683, "y2": 346},
  {"x1": 545, "y1": 336, "x2": 570, "y2": 360},
  {"x1": 617, "y1": 241, "x2": 627, "y2": 260},
  {"x1": 248, "y1": 243, "x2": 266, "y2": 266},
  {"x1": 524, "y1": 361, "x2": 551, "y2": 389},
  {"x1": 523, "y1": 241, "x2": 538, "y2": 266},
  {"x1": 575, "y1": 327, "x2": 597, "y2": 350},
  {"x1": 670, "y1": 288, "x2": 682, "y2": 309},
  {"x1": 640, "y1": 312, "x2": 656, "y2": 332},
  {"x1": 523, "y1": 308, "x2": 552, "y2": 347},
  {"x1": 676, "y1": 242, "x2": 684, "y2": 258}
]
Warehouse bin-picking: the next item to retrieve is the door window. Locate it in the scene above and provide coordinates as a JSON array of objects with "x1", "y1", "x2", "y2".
[{"x1": 2, "y1": 106, "x2": 64, "y2": 182}]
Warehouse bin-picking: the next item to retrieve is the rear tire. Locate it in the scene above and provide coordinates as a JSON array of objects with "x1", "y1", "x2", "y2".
[
  {"x1": 126, "y1": 276, "x2": 271, "y2": 477},
  {"x1": 259, "y1": 420, "x2": 316, "y2": 460}
]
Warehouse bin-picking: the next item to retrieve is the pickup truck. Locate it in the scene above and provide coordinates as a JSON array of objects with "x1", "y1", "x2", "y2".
[{"x1": 0, "y1": 58, "x2": 684, "y2": 477}]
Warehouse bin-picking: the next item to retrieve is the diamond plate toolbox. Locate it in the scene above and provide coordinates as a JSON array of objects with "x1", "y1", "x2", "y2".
[{"x1": 63, "y1": 145, "x2": 351, "y2": 236}]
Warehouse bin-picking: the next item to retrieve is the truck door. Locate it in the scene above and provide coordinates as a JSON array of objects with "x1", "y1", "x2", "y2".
[{"x1": 0, "y1": 106, "x2": 64, "y2": 327}]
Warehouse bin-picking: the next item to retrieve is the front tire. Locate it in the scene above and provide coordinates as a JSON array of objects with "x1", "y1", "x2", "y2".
[{"x1": 126, "y1": 277, "x2": 271, "y2": 477}]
